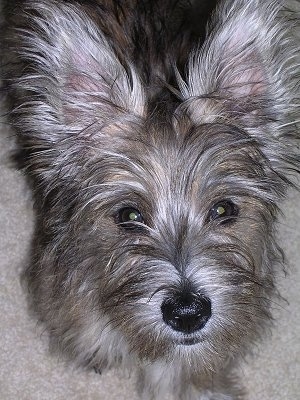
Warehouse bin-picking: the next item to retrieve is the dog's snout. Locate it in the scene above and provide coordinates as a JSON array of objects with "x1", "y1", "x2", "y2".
[{"x1": 161, "y1": 293, "x2": 211, "y2": 334}]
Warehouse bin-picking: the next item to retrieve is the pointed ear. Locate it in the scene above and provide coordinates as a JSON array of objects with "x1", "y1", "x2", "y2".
[
  {"x1": 178, "y1": 0, "x2": 299, "y2": 182},
  {"x1": 15, "y1": 1, "x2": 145, "y2": 138},
  {"x1": 180, "y1": 0, "x2": 299, "y2": 125}
]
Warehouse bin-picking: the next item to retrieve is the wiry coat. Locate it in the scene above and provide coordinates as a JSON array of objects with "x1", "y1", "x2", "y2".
[{"x1": 2, "y1": 0, "x2": 300, "y2": 399}]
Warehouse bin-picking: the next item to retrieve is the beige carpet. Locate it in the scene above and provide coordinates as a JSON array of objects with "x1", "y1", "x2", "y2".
[{"x1": 1, "y1": 2, "x2": 299, "y2": 400}]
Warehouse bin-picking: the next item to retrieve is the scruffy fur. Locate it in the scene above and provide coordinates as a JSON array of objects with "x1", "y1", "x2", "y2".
[{"x1": 2, "y1": 0, "x2": 300, "y2": 399}]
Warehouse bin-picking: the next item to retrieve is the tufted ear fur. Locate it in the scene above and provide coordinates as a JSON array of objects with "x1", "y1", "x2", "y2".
[
  {"x1": 179, "y1": 0, "x2": 300, "y2": 181},
  {"x1": 11, "y1": 0, "x2": 145, "y2": 139}
]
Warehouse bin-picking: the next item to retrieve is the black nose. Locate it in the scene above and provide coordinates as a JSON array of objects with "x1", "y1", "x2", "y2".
[{"x1": 161, "y1": 293, "x2": 211, "y2": 334}]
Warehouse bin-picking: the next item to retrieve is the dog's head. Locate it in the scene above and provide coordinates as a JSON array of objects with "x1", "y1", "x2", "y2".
[{"x1": 10, "y1": 0, "x2": 299, "y2": 371}]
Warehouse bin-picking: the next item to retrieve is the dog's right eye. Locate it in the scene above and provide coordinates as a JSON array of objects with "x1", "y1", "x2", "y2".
[{"x1": 117, "y1": 207, "x2": 144, "y2": 229}]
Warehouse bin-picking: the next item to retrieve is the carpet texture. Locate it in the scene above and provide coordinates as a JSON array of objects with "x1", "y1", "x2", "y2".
[{"x1": 0, "y1": 1, "x2": 299, "y2": 399}]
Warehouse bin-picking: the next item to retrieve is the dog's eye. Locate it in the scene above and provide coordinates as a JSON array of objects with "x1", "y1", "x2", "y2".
[
  {"x1": 117, "y1": 207, "x2": 144, "y2": 229},
  {"x1": 209, "y1": 200, "x2": 238, "y2": 223}
]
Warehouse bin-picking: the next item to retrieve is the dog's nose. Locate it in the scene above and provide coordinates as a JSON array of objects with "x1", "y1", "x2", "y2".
[{"x1": 161, "y1": 293, "x2": 211, "y2": 334}]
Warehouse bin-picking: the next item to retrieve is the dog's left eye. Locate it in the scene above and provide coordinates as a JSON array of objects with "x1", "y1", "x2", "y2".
[
  {"x1": 117, "y1": 207, "x2": 144, "y2": 229},
  {"x1": 209, "y1": 200, "x2": 238, "y2": 223}
]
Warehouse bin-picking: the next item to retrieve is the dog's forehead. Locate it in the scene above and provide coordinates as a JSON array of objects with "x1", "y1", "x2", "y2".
[
  {"x1": 108, "y1": 119, "x2": 266, "y2": 206},
  {"x1": 141, "y1": 119, "x2": 264, "y2": 179}
]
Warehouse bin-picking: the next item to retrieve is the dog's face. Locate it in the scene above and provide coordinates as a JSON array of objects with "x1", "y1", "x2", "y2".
[
  {"x1": 59, "y1": 113, "x2": 280, "y2": 371},
  {"x1": 7, "y1": 0, "x2": 299, "y2": 375}
]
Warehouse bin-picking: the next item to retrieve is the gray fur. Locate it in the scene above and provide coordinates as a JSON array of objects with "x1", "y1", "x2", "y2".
[{"x1": 2, "y1": 0, "x2": 300, "y2": 399}]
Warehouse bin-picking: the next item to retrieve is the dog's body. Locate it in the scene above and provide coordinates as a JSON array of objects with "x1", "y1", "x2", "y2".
[{"x1": 2, "y1": 0, "x2": 300, "y2": 399}]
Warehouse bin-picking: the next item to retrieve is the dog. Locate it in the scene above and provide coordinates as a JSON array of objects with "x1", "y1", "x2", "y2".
[{"x1": 2, "y1": 0, "x2": 299, "y2": 398}]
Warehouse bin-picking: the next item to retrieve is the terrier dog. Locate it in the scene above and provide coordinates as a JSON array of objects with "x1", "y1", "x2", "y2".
[{"x1": 2, "y1": 0, "x2": 299, "y2": 398}]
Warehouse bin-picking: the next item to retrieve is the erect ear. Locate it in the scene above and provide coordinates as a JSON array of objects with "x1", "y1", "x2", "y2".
[
  {"x1": 179, "y1": 0, "x2": 299, "y2": 127},
  {"x1": 178, "y1": 0, "x2": 299, "y2": 183},
  {"x1": 14, "y1": 0, "x2": 145, "y2": 138}
]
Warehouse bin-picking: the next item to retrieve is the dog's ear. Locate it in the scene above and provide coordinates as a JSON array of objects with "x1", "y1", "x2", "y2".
[
  {"x1": 180, "y1": 1, "x2": 299, "y2": 126},
  {"x1": 181, "y1": 4, "x2": 268, "y2": 106},
  {"x1": 179, "y1": 0, "x2": 299, "y2": 180},
  {"x1": 12, "y1": 1, "x2": 145, "y2": 138}
]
